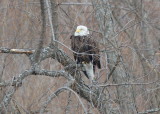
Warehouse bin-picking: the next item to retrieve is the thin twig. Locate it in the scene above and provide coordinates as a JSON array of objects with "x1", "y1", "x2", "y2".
[
  {"x1": 138, "y1": 108, "x2": 160, "y2": 114},
  {"x1": 97, "y1": 80, "x2": 159, "y2": 87}
]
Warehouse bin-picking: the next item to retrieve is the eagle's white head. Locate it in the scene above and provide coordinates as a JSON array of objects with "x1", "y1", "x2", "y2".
[{"x1": 74, "y1": 25, "x2": 89, "y2": 36}]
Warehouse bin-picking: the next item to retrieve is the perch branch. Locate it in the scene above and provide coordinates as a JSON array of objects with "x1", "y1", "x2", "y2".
[{"x1": 0, "y1": 47, "x2": 34, "y2": 54}]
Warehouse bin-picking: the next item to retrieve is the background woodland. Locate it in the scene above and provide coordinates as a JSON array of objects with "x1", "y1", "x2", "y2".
[{"x1": 0, "y1": 0, "x2": 160, "y2": 114}]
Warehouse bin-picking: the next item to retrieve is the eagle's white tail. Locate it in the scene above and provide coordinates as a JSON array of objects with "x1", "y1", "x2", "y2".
[{"x1": 83, "y1": 62, "x2": 94, "y2": 82}]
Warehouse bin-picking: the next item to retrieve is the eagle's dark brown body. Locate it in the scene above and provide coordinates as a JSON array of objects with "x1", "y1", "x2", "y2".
[{"x1": 70, "y1": 35, "x2": 101, "y2": 78}]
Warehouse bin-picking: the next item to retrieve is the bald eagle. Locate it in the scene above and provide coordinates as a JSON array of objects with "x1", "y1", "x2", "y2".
[{"x1": 70, "y1": 25, "x2": 101, "y2": 82}]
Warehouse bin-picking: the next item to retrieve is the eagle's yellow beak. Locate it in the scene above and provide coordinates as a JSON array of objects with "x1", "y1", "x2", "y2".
[{"x1": 76, "y1": 29, "x2": 81, "y2": 33}]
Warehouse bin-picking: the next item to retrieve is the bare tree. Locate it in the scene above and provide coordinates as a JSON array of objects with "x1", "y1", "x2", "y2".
[{"x1": 0, "y1": 0, "x2": 159, "y2": 114}]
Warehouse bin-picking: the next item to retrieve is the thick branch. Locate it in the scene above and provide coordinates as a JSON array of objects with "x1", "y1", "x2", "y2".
[
  {"x1": 34, "y1": 69, "x2": 74, "y2": 81},
  {"x1": 34, "y1": 0, "x2": 46, "y2": 63},
  {"x1": 0, "y1": 47, "x2": 34, "y2": 54}
]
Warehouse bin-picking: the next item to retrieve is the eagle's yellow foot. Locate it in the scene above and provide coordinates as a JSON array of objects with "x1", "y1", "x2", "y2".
[{"x1": 82, "y1": 61, "x2": 87, "y2": 64}]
